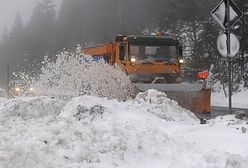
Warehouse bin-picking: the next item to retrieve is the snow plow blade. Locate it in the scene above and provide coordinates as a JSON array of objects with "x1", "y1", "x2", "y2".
[{"x1": 136, "y1": 83, "x2": 211, "y2": 114}]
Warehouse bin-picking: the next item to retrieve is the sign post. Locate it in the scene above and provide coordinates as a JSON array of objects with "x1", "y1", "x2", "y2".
[
  {"x1": 226, "y1": 0, "x2": 232, "y2": 114},
  {"x1": 211, "y1": 0, "x2": 242, "y2": 114}
]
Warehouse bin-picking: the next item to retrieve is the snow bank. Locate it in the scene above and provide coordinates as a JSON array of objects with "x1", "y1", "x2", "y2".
[
  {"x1": 0, "y1": 98, "x2": 7, "y2": 106},
  {"x1": 225, "y1": 154, "x2": 248, "y2": 168},
  {"x1": 0, "y1": 90, "x2": 248, "y2": 168},
  {"x1": 212, "y1": 89, "x2": 248, "y2": 108},
  {"x1": 0, "y1": 145, "x2": 53, "y2": 168},
  {"x1": 0, "y1": 97, "x2": 65, "y2": 121},
  {"x1": 0, "y1": 87, "x2": 5, "y2": 97},
  {"x1": 211, "y1": 84, "x2": 248, "y2": 108},
  {"x1": 198, "y1": 151, "x2": 248, "y2": 168},
  {"x1": 175, "y1": 114, "x2": 248, "y2": 154},
  {"x1": 59, "y1": 89, "x2": 198, "y2": 124},
  {"x1": 135, "y1": 89, "x2": 198, "y2": 123}
]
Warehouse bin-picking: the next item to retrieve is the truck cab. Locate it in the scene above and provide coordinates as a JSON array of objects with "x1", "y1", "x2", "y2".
[{"x1": 115, "y1": 35, "x2": 184, "y2": 83}]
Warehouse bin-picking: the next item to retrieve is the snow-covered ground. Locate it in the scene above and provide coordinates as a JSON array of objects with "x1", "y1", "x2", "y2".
[
  {"x1": 0, "y1": 88, "x2": 6, "y2": 97},
  {"x1": 211, "y1": 87, "x2": 248, "y2": 108},
  {"x1": 0, "y1": 90, "x2": 248, "y2": 168}
]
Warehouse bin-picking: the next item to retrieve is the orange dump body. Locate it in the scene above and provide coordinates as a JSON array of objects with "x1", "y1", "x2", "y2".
[{"x1": 83, "y1": 43, "x2": 116, "y2": 65}]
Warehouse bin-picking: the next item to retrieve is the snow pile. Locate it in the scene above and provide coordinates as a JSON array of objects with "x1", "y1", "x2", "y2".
[
  {"x1": 0, "y1": 98, "x2": 7, "y2": 106},
  {"x1": 0, "y1": 90, "x2": 248, "y2": 168},
  {"x1": 209, "y1": 114, "x2": 248, "y2": 134},
  {"x1": 0, "y1": 145, "x2": 53, "y2": 168},
  {"x1": 225, "y1": 154, "x2": 248, "y2": 168},
  {"x1": 56, "y1": 89, "x2": 199, "y2": 167},
  {"x1": 0, "y1": 87, "x2": 5, "y2": 97},
  {"x1": 198, "y1": 151, "x2": 248, "y2": 168},
  {"x1": 135, "y1": 89, "x2": 198, "y2": 123},
  {"x1": 28, "y1": 47, "x2": 136, "y2": 100},
  {"x1": 59, "y1": 89, "x2": 198, "y2": 124},
  {"x1": 58, "y1": 96, "x2": 174, "y2": 167},
  {"x1": 0, "y1": 90, "x2": 197, "y2": 168},
  {"x1": 0, "y1": 97, "x2": 64, "y2": 121}
]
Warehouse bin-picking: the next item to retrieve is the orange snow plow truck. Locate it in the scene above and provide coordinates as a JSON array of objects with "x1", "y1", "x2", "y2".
[{"x1": 83, "y1": 34, "x2": 211, "y2": 116}]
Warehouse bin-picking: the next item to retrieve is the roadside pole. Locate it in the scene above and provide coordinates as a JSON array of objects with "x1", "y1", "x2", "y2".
[
  {"x1": 227, "y1": 57, "x2": 232, "y2": 114},
  {"x1": 226, "y1": 0, "x2": 232, "y2": 114}
]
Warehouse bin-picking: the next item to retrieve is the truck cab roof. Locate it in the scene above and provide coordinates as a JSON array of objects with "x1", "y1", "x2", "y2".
[{"x1": 117, "y1": 35, "x2": 179, "y2": 46}]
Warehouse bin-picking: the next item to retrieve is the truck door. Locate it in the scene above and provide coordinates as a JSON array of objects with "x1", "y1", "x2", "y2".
[
  {"x1": 115, "y1": 42, "x2": 128, "y2": 72},
  {"x1": 119, "y1": 43, "x2": 126, "y2": 61}
]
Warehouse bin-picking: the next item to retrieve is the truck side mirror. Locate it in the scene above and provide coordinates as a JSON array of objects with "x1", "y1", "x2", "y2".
[{"x1": 179, "y1": 46, "x2": 183, "y2": 56}]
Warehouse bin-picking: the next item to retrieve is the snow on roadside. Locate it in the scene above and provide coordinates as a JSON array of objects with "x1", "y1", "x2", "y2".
[
  {"x1": 169, "y1": 114, "x2": 248, "y2": 168},
  {"x1": 0, "y1": 97, "x2": 65, "y2": 121},
  {"x1": 0, "y1": 145, "x2": 53, "y2": 168},
  {"x1": 0, "y1": 87, "x2": 5, "y2": 98},
  {"x1": 0, "y1": 90, "x2": 248, "y2": 168},
  {"x1": 211, "y1": 84, "x2": 248, "y2": 108},
  {"x1": 0, "y1": 97, "x2": 7, "y2": 104},
  {"x1": 134, "y1": 89, "x2": 198, "y2": 123},
  {"x1": 212, "y1": 89, "x2": 248, "y2": 108}
]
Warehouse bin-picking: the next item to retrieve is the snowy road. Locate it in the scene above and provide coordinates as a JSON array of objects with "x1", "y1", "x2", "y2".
[{"x1": 211, "y1": 106, "x2": 248, "y2": 118}]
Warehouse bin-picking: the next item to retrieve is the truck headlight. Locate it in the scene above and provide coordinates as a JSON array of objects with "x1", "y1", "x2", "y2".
[
  {"x1": 15, "y1": 87, "x2": 21, "y2": 92},
  {"x1": 179, "y1": 59, "x2": 184, "y2": 64},
  {"x1": 131, "y1": 57, "x2": 136, "y2": 63},
  {"x1": 29, "y1": 88, "x2": 34, "y2": 92}
]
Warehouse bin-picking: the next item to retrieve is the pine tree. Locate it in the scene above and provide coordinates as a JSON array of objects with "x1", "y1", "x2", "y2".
[
  {"x1": 233, "y1": 0, "x2": 248, "y2": 86},
  {"x1": 0, "y1": 27, "x2": 9, "y2": 85},
  {"x1": 10, "y1": 14, "x2": 23, "y2": 38},
  {"x1": 0, "y1": 27, "x2": 9, "y2": 46},
  {"x1": 194, "y1": 19, "x2": 220, "y2": 71},
  {"x1": 25, "y1": 0, "x2": 57, "y2": 74},
  {"x1": 9, "y1": 14, "x2": 25, "y2": 67},
  {"x1": 0, "y1": 14, "x2": 25, "y2": 77}
]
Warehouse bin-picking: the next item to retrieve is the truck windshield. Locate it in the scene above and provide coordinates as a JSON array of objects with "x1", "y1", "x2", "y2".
[{"x1": 129, "y1": 45, "x2": 178, "y2": 62}]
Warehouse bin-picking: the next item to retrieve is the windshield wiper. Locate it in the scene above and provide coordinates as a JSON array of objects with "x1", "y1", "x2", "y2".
[
  {"x1": 141, "y1": 60, "x2": 154, "y2": 64},
  {"x1": 153, "y1": 59, "x2": 177, "y2": 65},
  {"x1": 163, "y1": 61, "x2": 177, "y2": 65}
]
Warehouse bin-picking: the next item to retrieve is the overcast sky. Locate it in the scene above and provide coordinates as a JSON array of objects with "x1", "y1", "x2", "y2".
[{"x1": 0, "y1": 0, "x2": 62, "y2": 32}]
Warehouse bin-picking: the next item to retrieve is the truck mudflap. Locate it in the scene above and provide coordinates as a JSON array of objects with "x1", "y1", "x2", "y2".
[{"x1": 136, "y1": 83, "x2": 211, "y2": 114}]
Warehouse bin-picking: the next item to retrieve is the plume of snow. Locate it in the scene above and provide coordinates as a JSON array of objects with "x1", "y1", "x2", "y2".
[{"x1": 25, "y1": 47, "x2": 137, "y2": 100}]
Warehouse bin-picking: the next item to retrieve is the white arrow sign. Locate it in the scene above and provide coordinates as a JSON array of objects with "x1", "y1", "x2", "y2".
[{"x1": 217, "y1": 32, "x2": 240, "y2": 57}]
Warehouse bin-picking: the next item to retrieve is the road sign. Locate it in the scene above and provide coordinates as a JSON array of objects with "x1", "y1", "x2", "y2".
[
  {"x1": 211, "y1": 0, "x2": 242, "y2": 29},
  {"x1": 212, "y1": 0, "x2": 243, "y2": 115},
  {"x1": 217, "y1": 32, "x2": 240, "y2": 57}
]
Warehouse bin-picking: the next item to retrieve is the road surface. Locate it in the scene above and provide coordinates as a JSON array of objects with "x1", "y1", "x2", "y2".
[
  {"x1": 194, "y1": 106, "x2": 248, "y2": 120},
  {"x1": 211, "y1": 106, "x2": 248, "y2": 118}
]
